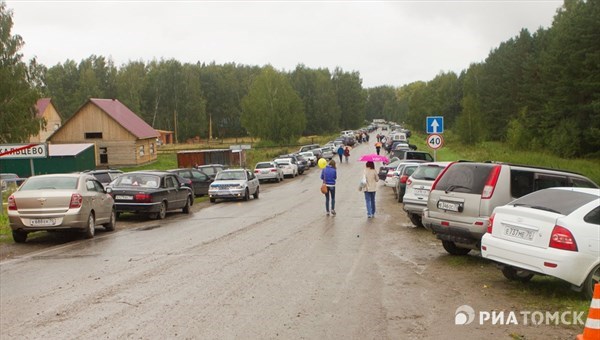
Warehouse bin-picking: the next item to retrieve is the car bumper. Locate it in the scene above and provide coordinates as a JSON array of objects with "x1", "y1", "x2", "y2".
[
  {"x1": 423, "y1": 209, "x2": 487, "y2": 246},
  {"x1": 256, "y1": 173, "x2": 278, "y2": 181},
  {"x1": 402, "y1": 199, "x2": 427, "y2": 215},
  {"x1": 209, "y1": 188, "x2": 245, "y2": 199},
  {"x1": 9, "y1": 209, "x2": 89, "y2": 231},
  {"x1": 481, "y1": 234, "x2": 594, "y2": 286},
  {"x1": 115, "y1": 202, "x2": 162, "y2": 213}
]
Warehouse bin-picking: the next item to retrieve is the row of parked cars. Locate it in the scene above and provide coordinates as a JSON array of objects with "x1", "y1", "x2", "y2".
[{"x1": 378, "y1": 151, "x2": 599, "y2": 298}]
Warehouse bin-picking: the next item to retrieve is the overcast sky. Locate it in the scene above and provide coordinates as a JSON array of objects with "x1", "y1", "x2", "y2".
[{"x1": 6, "y1": 0, "x2": 563, "y2": 88}]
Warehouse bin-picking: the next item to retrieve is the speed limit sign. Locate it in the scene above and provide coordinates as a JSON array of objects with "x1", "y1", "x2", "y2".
[{"x1": 427, "y1": 133, "x2": 444, "y2": 150}]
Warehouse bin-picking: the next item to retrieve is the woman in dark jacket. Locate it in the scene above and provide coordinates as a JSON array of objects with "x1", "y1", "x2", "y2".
[{"x1": 320, "y1": 159, "x2": 337, "y2": 216}]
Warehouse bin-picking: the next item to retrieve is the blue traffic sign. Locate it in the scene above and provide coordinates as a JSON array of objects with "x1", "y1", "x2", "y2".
[{"x1": 426, "y1": 116, "x2": 444, "y2": 134}]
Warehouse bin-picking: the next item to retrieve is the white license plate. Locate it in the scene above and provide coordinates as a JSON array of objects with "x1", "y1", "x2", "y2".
[
  {"x1": 437, "y1": 200, "x2": 462, "y2": 212},
  {"x1": 413, "y1": 189, "x2": 429, "y2": 197},
  {"x1": 115, "y1": 195, "x2": 133, "y2": 200},
  {"x1": 261, "y1": 170, "x2": 269, "y2": 174},
  {"x1": 504, "y1": 226, "x2": 534, "y2": 241},
  {"x1": 30, "y1": 218, "x2": 56, "y2": 226}
]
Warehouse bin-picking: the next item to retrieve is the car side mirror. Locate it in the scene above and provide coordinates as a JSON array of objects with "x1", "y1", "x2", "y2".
[{"x1": 105, "y1": 187, "x2": 112, "y2": 194}]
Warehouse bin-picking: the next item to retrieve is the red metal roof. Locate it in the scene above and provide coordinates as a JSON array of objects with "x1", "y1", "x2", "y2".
[
  {"x1": 35, "y1": 98, "x2": 51, "y2": 118},
  {"x1": 90, "y1": 98, "x2": 159, "y2": 139}
]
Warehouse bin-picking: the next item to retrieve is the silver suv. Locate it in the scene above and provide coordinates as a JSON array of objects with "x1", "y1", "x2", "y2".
[
  {"x1": 403, "y1": 162, "x2": 451, "y2": 227},
  {"x1": 422, "y1": 162, "x2": 598, "y2": 255}
]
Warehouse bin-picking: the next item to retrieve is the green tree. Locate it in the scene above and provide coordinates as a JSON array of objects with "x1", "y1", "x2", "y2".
[
  {"x1": 332, "y1": 68, "x2": 365, "y2": 129},
  {"x1": 0, "y1": 2, "x2": 42, "y2": 143},
  {"x1": 241, "y1": 66, "x2": 305, "y2": 143}
]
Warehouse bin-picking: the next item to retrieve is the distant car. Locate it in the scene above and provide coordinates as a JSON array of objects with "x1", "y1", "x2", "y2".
[
  {"x1": 167, "y1": 168, "x2": 213, "y2": 196},
  {"x1": 1, "y1": 173, "x2": 23, "y2": 191},
  {"x1": 209, "y1": 169, "x2": 260, "y2": 203},
  {"x1": 84, "y1": 169, "x2": 123, "y2": 188},
  {"x1": 298, "y1": 144, "x2": 320, "y2": 153},
  {"x1": 318, "y1": 147, "x2": 335, "y2": 160},
  {"x1": 7, "y1": 173, "x2": 116, "y2": 243},
  {"x1": 299, "y1": 151, "x2": 317, "y2": 166},
  {"x1": 390, "y1": 150, "x2": 434, "y2": 162},
  {"x1": 481, "y1": 187, "x2": 600, "y2": 299},
  {"x1": 395, "y1": 162, "x2": 421, "y2": 203},
  {"x1": 278, "y1": 154, "x2": 306, "y2": 175},
  {"x1": 254, "y1": 162, "x2": 284, "y2": 183},
  {"x1": 108, "y1": 171, "x2": 193, "y2": 219},
  {"x1": 403, "y1": 162, "x2": 451, "y2": 228},
  {"x1": 274, "y1": 158, "x2": 298, "y2": 178},
  {"x1": 196, "y1": 164, "x2": 227, "y2": 180}
]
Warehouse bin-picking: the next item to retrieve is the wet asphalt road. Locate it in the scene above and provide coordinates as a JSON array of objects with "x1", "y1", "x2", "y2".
[{"x1": 0, "y1": 139, "x2": 577, "y2": 339}]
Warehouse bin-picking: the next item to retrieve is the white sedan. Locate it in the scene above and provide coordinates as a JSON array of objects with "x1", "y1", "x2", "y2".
[
  {"x1": 481, "y1": 187, "x2": 600, "y2": 299},
  {"x1": 273, "y1": 158, "x2": 298, "y2": 178}
]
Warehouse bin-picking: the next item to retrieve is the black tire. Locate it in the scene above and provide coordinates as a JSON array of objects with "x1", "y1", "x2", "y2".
[
  {"x1": 156, "y1": 202, "x2": 167, "y2": 220},
  {"x1": 243, "y1": 188, "x2": 250, "y2": 201},
  {"x1": 441, "y1": 240, "x2": 471, "y2": 255},
  {"x1": 182, "y1": 196, "x2": 192, "y2": 214},
  {"x1": 276, "y1": 175, "x2": 281, "y2": 183},
  {"x1": 12, "y1": 230, "x2": 27, "y2": 243},
  {"x1": 582, "y1": 264, "x2": 600, "y2": 299},
  {"x1": 502, "y1": 266, "x2": 534, "y2": 282},
  {"x1": 210, "y1": 197, "x2": 216, "y2": 203},
  {"x1": 253, "y1": 187, "x2": 260, "y2": 199},
  {"x1": 104, "y1": 208, "x2": 116, "y2": 231},
  {"x1": 83, "y1": 213, "x2": 95, "y2": 239},
  {"x1": 408, "y1": 213, "x2": 423, "y2": 228},
  {"x1": 115, "y1": 211, "x2": 121, "y2": 219}
]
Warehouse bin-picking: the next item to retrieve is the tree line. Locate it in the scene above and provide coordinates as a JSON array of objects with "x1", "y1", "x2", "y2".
[{"x1": 1, "y1": 0, "x2": 598, "y2": 157}]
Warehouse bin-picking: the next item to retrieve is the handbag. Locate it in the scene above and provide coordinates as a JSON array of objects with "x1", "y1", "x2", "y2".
[
  {"x1": 359, "y1": 173, "x2": 367, "y2": 191},
  {"x1": 321, "y1": 183, "x2": 328, "y2": 194}
]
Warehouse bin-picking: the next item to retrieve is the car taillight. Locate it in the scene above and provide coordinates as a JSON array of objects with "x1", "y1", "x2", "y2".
[
  {"x1": 134, "y1": 193, "x2": 152, "y2": 203},
  {"x1": 430, "y1": 161, "x2": 456, "y2": 191},
  {"x1": 271, "y1": 169, "x2": 277, "y2": 172},
  {"x1": 8, "y1": 195, "x2": 17, "y2": 210},
  {"x1": 400, "y1": 175, "x2": 409, "y2": 184},
  {"x1": 487, "y1": 213, "x2": 495, "y2": 233},
  {"x1": 254, "y1": 170, "x2": 260, "y2": 173},
  {"x1": 69, "y1": 193, "x2": 83, "y2": 208},
  {"x1": 481, "y1": 165, "x2": 501, "y2": 199},
  {"x1": 549, "y1": 225, "x2": 578, "y2": 251}
]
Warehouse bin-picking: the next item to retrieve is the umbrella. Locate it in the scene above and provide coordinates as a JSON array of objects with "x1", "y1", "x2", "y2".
[{"x1": 358, "y1": 154, "x2": 389, "y2": 163}]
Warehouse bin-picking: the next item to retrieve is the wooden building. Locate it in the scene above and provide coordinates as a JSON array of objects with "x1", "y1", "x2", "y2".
[
  {"x1": 48, "y1": 98, "x2": 159, "y2": 167},
  {"x1": 29, "y1": 98, "x2": 62, "y2": 143}
]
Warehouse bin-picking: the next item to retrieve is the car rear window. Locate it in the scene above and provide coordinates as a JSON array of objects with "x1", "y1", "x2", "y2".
[
  {"x1": 255, "y1": 163, "x2": 273, "y2": 169},
  {"x1": 411, "y1": 165, "x2": 445, "y2": 180},
  {"x1": 434, "y1": 163, "x2": 494, "y2": 194},
  {"x1": 511, "y1": 189, "x2": 599, "y2": 216},
  {"x1": 20, "y1": 177, "x2": 78, "y2": 190},
  {"x1": 114, "y1": 174, "x2": 160, "y2": 188},
  {"x1": 93, "y1": 173, "x2": 112, "y2": 183}
]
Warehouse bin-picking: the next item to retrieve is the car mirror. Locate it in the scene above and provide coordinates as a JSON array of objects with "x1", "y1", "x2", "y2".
[{"x1": 105, "y1": 187, "x2": 112, "y2": 194}]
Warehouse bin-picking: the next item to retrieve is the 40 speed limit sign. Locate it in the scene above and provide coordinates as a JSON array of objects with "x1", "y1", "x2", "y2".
[{"x1": 427, "y1": 133, "x2": 444, "y2": 150}]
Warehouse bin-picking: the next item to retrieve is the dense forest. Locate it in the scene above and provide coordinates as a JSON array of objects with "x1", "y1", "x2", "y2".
[{"x1": 1, "y1": 0, "x2": 598, "y2": 157}]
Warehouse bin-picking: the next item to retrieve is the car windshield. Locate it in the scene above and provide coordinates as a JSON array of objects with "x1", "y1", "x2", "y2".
[
  {"x1": 20, "y1": 176, "x2": 78, "y2": 190},
  {"x1": 511, "y1": 189, "x2": 599, "y2": 215},
  {"x1": 113, "y1": 174, "x2": 160, "y2": 188},
  {"x1": 216, "y1": 171, "x2": 246, "y2": 180}
]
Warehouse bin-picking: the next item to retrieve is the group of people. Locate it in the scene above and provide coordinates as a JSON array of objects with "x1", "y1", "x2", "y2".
[{"x1": 320, "y1": 148, "x2": 380, "y2": 218}]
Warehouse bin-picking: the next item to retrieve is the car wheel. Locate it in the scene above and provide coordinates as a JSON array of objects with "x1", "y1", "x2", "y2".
[
  {"x1": 12, "y1": 230, "x2": 27, "y2": 243},
  {"x1": 210, "y1": 198, "x2": 216, "y2": 203},
  {"x1": 156, "y1": 202, "x2": 167, "y2": 219},
  {"x1": 253, "y1": 187, "x2": 260, "y2": 199},
  {"x1": 84, "y1": 213, "x2": 95, "y2": 239},
  {"x1": 441, "y1": 240, "x2": 471, "y2": 255},
  {"x1": 582, "y1": 264, "x2": 600, "y2": 299},
  {"x1": 502, "y1": 266, "x2": 534, "y2": 283},
  {"x1": 104, "y1": 208, "x2": 116, "y2": 231},
  {"x1": 115, "y1": 211, "x2": 121, "y2": 219},
  {"x1": 243, "y1": 188, "x2": 250, "y2": 201},
  {"x1": 276, "y1": 175, "x2": 281, "y2": 183},
  {"x1": 182, "y1": 196, "x2": 192, "y2": 214},
  {"x1": 408, "y1": 213, "x2": 423, "y2": 228}
]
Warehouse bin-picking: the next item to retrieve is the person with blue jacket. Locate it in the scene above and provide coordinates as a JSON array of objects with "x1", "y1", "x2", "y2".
[{"x1": 320, "y1": 159, "x2": 337, "y2": 216}]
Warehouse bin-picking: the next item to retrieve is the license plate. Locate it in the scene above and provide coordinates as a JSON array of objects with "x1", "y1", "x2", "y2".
[
  {"x1": 437, "y1": 200, "x2": 462, "y2": 212},
  {"x1": 30, "y1": 218, "x2": 56, "y2": 226},
  {"x1": 261, "y1": 170, "x2": 269, "y2": 174},
  {"x1": 503, "y1": 226, "x2": 534, "y2": 241},
  {"x1": 115, "y1": 195, "x2": 133, "y2": 200},
  {"x1": 413, "y1": 189, "x2": 429, "y2": 197}
]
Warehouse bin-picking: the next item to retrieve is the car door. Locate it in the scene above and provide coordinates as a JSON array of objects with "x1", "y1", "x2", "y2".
[
  {"x1": 246, "y1": 170, "x2": 258, "y2": 194},
  {"x1": 191, "y1": 169, "x2": 211, "y2": 196},
  {"x1": 165, "y1": 175, "x2": 186, "y2": 208},
  {"x1": 85, "y1": 178, "x2": 111, "y2": 224}
]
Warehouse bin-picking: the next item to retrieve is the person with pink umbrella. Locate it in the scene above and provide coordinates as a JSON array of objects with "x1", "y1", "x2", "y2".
[{"x1": 362, "y1": 161, "x2": 379, "y2": 218}]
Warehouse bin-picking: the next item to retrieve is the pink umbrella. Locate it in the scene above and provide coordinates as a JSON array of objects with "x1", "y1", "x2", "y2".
[{"x1": 358, "y1": 154, "x2": 389, "y2": 163}]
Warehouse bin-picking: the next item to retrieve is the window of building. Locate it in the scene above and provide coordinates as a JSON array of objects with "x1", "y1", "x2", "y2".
[
  {"x1": 139, "y1": 145, "x2": 145, "y2": 157},
  {"x1": 85, "y1": 132, "x2": 103, "y2": 139},
  {"x1": 150, "y1": 143, "x2": 155, "y2": 155}
]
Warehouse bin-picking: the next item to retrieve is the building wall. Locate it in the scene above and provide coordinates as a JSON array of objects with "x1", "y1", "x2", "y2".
[{"x1": 29, "y1": 103, "x2": 62, "y2": 143}]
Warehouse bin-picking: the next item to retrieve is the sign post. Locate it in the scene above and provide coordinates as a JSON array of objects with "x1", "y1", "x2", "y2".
[{"x1": 426, "y1": 133, "x2": 444, "y2": 161}]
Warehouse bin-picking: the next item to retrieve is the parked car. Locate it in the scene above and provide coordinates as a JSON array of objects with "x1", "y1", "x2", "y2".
[
  {"x1": 299, "y1": 151, "x2": 317, "y2": 166},
  {"x1": 274, "y1": 158, "x2": 298, "y2": 178},
  {"x1": 254, "y1": 162, "x2": 284, "y2": 183},
  {"x1": 403, "y1": 162, "x2": 451, "y2": 227},
  {"x1": 278, "y1": 154, "x2": 306, "y2": 175},
  {"x1": 84, "y1": 169, "x2": 123, "y2": 188},
  {"x1": 298, "y1": 144, "x2": 320, "y2": 153},
  {"x1": 167, "y1": 168, "x2": 213, "y2": 196},
  {"x1": 7, "y1": 173, "x2": 116, "y2": 243},
  {"x1": 342, "y1": 135, "x2": 356, "y2": 146},
  {"x1": 481, "y1": 187, "x2": 600, "y2": 299},
  {"x1": 108, "y1": 171, "x2": 193, "y2": 219},
  {"x1": 394, "y1": 162, "x2": 422, "y2": 203},
  {"x1": 208, "y1": 169, "x2": 260, "y2": 203},
  {"x1": 389, "y1": 150, "x2": 434, "y2": 162},
  {"x1": 196, "y1": 164, "x2": 227, "y2": 180},
  {"x1": 1, "y1": 173, "x2": 23, "y2": 191},
  {"x1": 422, "y1": 162, "x2": 598, "y2": 255},
  {"x1": 377, "y1": 157, "x2": 402, "y2": 180},
  {"x1": 318, "y1": 146, "x2": 335, "y2": 160}
]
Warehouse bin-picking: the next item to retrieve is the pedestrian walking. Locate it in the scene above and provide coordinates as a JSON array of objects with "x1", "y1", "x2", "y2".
[
  {"x1": 343, "y1": 146, "x2": 350, "y2": 163},
  {"x1": 320, "y1": 159, "x2": 337, "y2": 216},
  {"x1": 337, "y1": 145, "x2": 344, "y2": 163},
  {"x1": 363, "y1": 161, "x2": 379, "y2": 218},
  {"x1": 375, "y1": 142, "x2": 382, "y2": 155}
]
